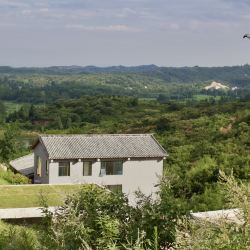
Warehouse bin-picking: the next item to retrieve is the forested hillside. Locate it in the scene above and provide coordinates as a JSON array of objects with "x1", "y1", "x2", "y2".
[
  {"x1": 1, "y1": 96, "x2": 250, "y2": 213},
  {"x1": 2, "y1": 65, "x2": 250, "y2": 85},
  {"x1": 0, "y1": 65, "x2": 250, "y2": 102}
]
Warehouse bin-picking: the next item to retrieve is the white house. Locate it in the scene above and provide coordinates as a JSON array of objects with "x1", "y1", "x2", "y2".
[{"x1": 32, "y1": 134, "x2": 167, "y2": 203}]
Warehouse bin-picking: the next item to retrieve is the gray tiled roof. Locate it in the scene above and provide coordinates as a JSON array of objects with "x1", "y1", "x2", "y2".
[
  {"x1": 37, "y1": 134, "x2": 167, "y2": 160},
  {"x1": 9, "y1": 153, "x2": 34, "y2": 176}
]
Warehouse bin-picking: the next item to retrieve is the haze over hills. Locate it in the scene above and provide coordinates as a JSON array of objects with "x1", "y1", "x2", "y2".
[{"x1": 1, "y1": 65, "x2": 250, "y2": 87}]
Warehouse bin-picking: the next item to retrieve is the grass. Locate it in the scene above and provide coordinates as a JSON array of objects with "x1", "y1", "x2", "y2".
[
  {"x1": 0, "y1": 184, "x2": 82, "y2": 208},
  {"x1": 0, "y1": 178, "x2": 10, "y2": 185}
]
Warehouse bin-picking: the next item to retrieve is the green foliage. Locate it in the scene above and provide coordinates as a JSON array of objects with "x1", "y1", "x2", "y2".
[
  {"x1": 0, "y1": 101, "x2": 6, "y2": 123},
  {"x1": 186, "y1": 156, "x2": 219, "y2": 194},
  {"x1": 174, "y1": 171, "x2": 250, "y2": 250},
  {"x1": 39, "y1": 184, "x2": 190, "y2": 249},
  {"x1": 0, "y1": 169, "x2": 30, "y2": 184},
  {"x1": 41, "y1": 185, "x2": 154, "y2": 249},
  {"x1": 0, "y1": 124, "x2": 19, "y2": 162},
  {"x1": 0, "y1": 222, "x2": 40, "y2": 250},
  {"x1": 156, "y1": 116, "x2": 173, "y2": 132},
  {"x1": 0, "y1": 68, "x2": 250, "y2": 249},
  {"x1": 1, "y1": 65, "x2": 250, "y2": 104},
  {"x1": 3, "y1": 96, "x2": 250, "y2": 215}
]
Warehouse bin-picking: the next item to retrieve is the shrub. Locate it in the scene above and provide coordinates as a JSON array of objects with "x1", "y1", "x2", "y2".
[
  {"x1": 174, "y1": 171, "x2": 250, "y2": 249},
  {"x1": 0, "y1": 169, "x2": 30, "y2": 184},
  {"x1": 41, "y1": 184, "x2": 154, "y2": 250},
  {"x1": 0, "y1": 222, "x2": 40, "y2": 250}
]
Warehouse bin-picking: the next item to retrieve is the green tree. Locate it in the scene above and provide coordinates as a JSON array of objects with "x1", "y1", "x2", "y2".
[
  {"x1": 0, "y1": 101, "x2": 6, "y2": 123},
  {"x1": 56, "y1": 116, "x2": 63, "y2": 129},
  {"x1": 0, "y1": 124, "x2": 20, "y2": 162}
]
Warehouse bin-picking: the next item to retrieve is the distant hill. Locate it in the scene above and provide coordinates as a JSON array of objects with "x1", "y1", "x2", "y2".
[
  {"x1": 0, "y1": 64, "x2": 250, "y2": 102},
  {"x1": 1, "y1": 65, "x2": 250, "y2": 86},
  {"x1": 0, "y1": 65, "x2": 159, "y2": 75}
]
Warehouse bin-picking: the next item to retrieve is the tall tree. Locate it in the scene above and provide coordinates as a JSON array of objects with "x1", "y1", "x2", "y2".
[
  {"x1": 0, "y1": 124, "x2": 19, "y2": 162},
  {"x1": 0, "y1": 101, "x2": 6, "y2": 123}
]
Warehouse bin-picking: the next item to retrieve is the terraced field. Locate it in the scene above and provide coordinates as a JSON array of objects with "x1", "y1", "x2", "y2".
[{"x1": 0, "y1": 184, "x2": 82, "y2": 208}]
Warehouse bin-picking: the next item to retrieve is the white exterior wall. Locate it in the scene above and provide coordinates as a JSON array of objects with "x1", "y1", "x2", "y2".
[{"x1": 49, "y1": 159, "x2": 163, "y2": 203}]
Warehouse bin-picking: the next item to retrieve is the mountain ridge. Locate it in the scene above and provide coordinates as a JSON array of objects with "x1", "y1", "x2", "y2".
[{"x1": 1, "y1": 64, "x2": 250, "y2": 86}]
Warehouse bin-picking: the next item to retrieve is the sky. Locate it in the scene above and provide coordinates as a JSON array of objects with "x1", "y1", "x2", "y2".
[{"x1": 1, "y1": 0, "x2": 250, "y2": 67}]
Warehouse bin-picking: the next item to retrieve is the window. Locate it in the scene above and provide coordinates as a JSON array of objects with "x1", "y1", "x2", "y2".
[
  {"x1": 106, "y1": 185, "x2": 122, "y2": 193},
  {"x1": 36, "y1": 156, "x2": 42, "y2": 177},
  {"x1": 100, "y1": 161, "x2": 123, "y2": 176},
  {"x1": 46, "y1": 160, "x2": 49, "y2": 175},
  {"x1": 59, "y1": 162, "x2": 70, "y2": 176},
  {"x1": 83, "y1": 161, "x2": 92, "y2": 176}
]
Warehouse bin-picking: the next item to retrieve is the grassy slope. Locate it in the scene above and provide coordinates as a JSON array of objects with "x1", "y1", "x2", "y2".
[
  {"x1": 0, "y1": 178, "x2": 10, "y2": 185},
  {"x1": 0, "y1": 184, "x2": 82, "y2": 208}
]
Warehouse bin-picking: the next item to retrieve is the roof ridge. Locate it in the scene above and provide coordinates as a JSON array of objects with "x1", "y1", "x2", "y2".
[{"x1": 39, "y1": 134, "x2": 153, "y2": 137}]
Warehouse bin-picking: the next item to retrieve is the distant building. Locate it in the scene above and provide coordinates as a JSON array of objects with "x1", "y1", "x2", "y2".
[{"x1": 32, "y1": 134, "x2": 167, "y2": 203}]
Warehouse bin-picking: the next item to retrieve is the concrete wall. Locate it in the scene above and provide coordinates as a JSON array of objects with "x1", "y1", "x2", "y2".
[
  {"x1": 34, "y1": 143, "x2": 49, "y2": 184},
  {"x1": 49, "y1": 158, "x2": 163, "y2": 203}
]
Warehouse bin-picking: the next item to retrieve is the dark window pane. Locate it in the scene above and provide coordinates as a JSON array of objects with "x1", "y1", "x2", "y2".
[
  {"x1": 83, "y1": 162, "x2": 92, "y2": 176},
  {"x1": 59, "y1": 162, "x2": 70, "y2": 176},
  {"x1": 46, "y1": 160, "x2": 49, "y2": 175},
  {"x1": 100, "y1": 161, "x2": 123, "y2": 176},
  {"x1": 106, "y1": 185, "x2": 122, "y2": 193}
]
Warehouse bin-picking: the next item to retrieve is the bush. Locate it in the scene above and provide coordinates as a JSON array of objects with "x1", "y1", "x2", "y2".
[
  {"x1": 0, "y1": 222, "x2": 39, "y2": 250},
  {"x1": 0, "y1": 169, "x2": 30, "y2": 184},
  {"x1": 41, "y1": 185, "x2": 156, "y2": 250},
  {"x1": 174, "y1": 171, "x2": 250, "y2": 249}
]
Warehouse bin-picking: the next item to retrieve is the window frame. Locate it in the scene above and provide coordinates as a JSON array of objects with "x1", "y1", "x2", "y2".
[
  {"x1": 83, "y1": 161, "x2": 92, "y2": 176},
  {"x1": 100, "y1": 161, "x2": 123, "y2": 176},
  {"x1": 58, "y1": 162, "x2": 70, "y2": 177},
  {"x1": 46, "y1": 160, "x2": 49, "y2": 175}
]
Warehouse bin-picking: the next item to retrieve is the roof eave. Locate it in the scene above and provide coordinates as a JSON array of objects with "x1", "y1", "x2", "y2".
[
  {"x1": 48, "y1": 155, "x2": 166, "y2": 161},
  {"x1": 150, "y1": 134, "x2": 168, "y2": 156},
  {"x1": 32, "y1": 135, "x2": 50, "y2": 158}
]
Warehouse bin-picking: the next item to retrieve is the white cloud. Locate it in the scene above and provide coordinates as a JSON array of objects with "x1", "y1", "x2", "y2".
[
  {"x1": 39, "y1": 8, "x2": 49, "y2": 12},
  {"x1": 115, "y1": 8, "x2": 137, "y2": 17},
  {"x1": 21, "y1": 9, "x2": 32, "y2": 15},
  {"x1": 65, "y1": 24, "x2": 143, "y2": 32},
  {"x1": 0, "y1": 0, "x2": 29, "y2": 8}
]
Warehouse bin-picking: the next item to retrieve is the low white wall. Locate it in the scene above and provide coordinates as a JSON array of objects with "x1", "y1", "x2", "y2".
[
  {"x1": 0, "y1": 207, "x2": 56, "y2": 219},
  {"x1": 49, "y1": 159, "x2": 163, "y2": 204}
]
